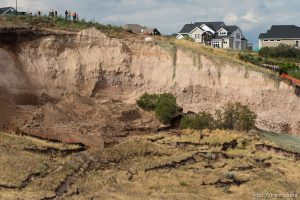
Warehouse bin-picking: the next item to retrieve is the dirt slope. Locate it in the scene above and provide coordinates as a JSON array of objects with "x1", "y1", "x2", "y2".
[
  {"x1": 1, "y1": 26, "x2": 300, "y2": 136},
  {"x1": 0, "y1": 130, "x2": 299, "y2": 200}
]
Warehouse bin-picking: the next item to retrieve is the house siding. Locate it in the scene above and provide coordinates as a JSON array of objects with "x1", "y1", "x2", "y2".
[
  {"x1": 259, "y1": 39, "x2": 300, "y2": 49},
  {"x1": 241, "y1": 40, "x2": 247, "y2": 50},
  {"x1": 229, "y1": 38, "x2": 234, "y2": 49},
  {"x1": 190, "y1": 28, "x2": 205, "y2": 43},
  {"x1": 231, "y1": 29, "x2": 243, "y2": 50},
  {"x1": 222, "y1": 38, "x2": 230, "y2": 49}
]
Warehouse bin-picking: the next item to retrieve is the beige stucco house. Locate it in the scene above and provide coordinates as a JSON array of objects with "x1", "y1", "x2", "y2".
[
  {"x1": 177, "y1": 21, "x2": 247, "y2": 50},
  {"x1": 259, "y1": 25, "x2": 300, "y2": 49}
]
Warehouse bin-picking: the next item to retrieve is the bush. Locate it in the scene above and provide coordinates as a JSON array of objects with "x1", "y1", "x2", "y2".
[
  {"x1": 180, "y1": 112, "x2": 215, "y2": 130},
  {"x1": 137, "y1": 93, "x2": 178, "y2": 124},
  {"x1": 259, "y1": 44, "x2": 300, "y2": 59},
  {"x1": 216, "y1": 102, "x2": 257, "y2": 131},
  {"x1": 238, "y1": 53, "x2": 263, "y2": 65},
  {"x1": 137, "y1": 93, "x2": 159, "y2": 111},
  {"x1": 224, "y1": 171, "x2": 235, "y2": 180},
  {"x1": 155, "y1": 93, "x2": 178, "y2": 124}
]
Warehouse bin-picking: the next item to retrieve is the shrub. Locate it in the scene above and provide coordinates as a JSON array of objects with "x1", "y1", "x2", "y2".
[
  {"x1": 216, "y1": 102, "x2": 257, "y2": 131},
  {"x1": 259, "y1": 44, "x2": 300, "y2": 59},
  {"x1": 224, "y1": 172, "x2": 235, "y2": 180},
  {"x1": 137, "y1": 93, "x2": 159, "y2": 111},
  {"x1": 155, "y1": 93, "x2": 178, "y2": 124},
  {"x1": 223, "y1": 185, "x2": 231, "y2": 193},
  {"x1": 180, "y1": 112, "x2": 215, "y2": 130},
  {"x1": 137, "y1": 93, "x2": 178, "y2": 124}
]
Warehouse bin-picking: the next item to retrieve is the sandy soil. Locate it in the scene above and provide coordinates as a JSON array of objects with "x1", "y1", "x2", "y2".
[{"x1": 1, "y1": 26, "x2": 300, "y2": 145}]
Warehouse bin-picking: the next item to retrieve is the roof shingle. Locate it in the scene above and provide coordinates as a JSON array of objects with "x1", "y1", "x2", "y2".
[{"x1": 259, "y1": 25, "x2": 300, "y2": 39}]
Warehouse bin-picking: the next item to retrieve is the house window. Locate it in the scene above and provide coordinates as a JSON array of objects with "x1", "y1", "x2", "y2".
[
  {"x1": 277, "y1": 40, "x2": 281, "y2": 42},
  {"x1": 296, "y1": 41, "x2": 299, "y2": 47},
  {"x1": 212, "y1": 41, "x2": 220, "y2": 48},
  {"x1": 236, "y1": 33, "x2": 241, "y2": 39},
  {"x1": 195, "y1": 34, "x2": 201, "y2": 40},
  {"x1": 270, "y1": 40, "x2": 275, "y2": 42},
  {"x1": 264, "y1": 40, "x2": 268, "y2": 41}
]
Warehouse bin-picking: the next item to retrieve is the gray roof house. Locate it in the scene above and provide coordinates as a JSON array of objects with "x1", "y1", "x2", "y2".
[
  {"x1": 123, "y1": 24, "x2": 161, "y2": 35},
  {"x1": 179, "y1": 21, "x2": 225, "y2": 34},
  {"x1": 177, "y1": 21, "x2": 247, "y2": 50},
  {"x1": 259, "y1": 25, "x2": 300, "y2": 49},
  {"x1": 0, "y1": 7, "x2": 16, "y2": 15}
]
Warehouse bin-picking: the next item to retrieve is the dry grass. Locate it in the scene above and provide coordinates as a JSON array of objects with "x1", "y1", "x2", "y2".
[
  {"x1": 157, "y1": 38, "x2": 280, "y2": 81},
  {"x1": 0, "y1": 130, "x2": 299, "y2": 200}
]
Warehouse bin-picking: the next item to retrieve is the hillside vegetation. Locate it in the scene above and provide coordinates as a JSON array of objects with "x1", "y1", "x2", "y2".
[
  {"x1": 0, "y1": 15, "x2": 129, "y2": 38},
  {"x1": 0, "y1": 130, "x2": 299, "y2": 200}
]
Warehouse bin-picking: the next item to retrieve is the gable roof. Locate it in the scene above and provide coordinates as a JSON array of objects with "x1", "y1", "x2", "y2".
[
  {"x1": 179, "y1": 24, "x2": 197, "y2": 33},
  {"x1": 179, "y1": 21, "x2": 225, "y2": 34},
  {"x1": 222, "y1": 25, "x2": 239, "y2": 33},
  {"x1": 0, "y1": 7, "x2": 16, "y2": 15},
  {"x1": 259, "y1": 25, "x2": 300, "y2": 39}
]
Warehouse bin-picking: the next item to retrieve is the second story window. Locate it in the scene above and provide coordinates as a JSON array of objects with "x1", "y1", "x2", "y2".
[{"x1": 236, "y1": 33, "x2": 241, "y2": 39}]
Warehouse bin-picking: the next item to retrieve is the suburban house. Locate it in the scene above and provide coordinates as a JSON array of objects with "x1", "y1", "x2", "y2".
[
  {"x1": 259, "y1": 25, "x2": 300, "y2": 49},
  {"x1": 177, "y1": 21, "x2": 247, "y2": 50},
  {"x1": 123, "y1": 24, "x2": 161, "y2": 35},
  {"x1": 0, "y1": 7, "x2": 17, "y2": 15},
  {"x1": 0, "y1": 7, "x2": 27, "y2": 15}
]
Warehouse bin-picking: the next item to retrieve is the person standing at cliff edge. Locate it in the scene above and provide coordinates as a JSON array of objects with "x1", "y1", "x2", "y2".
[
  {"x1": 65, "y1": 10, "x2": 68, "y2": 20},
  {"x1": 72, "y1": 12, "x2": 76, "y2": 22}
]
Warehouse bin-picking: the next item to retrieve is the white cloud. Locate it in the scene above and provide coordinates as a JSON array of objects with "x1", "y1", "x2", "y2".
[
  {"x1": 1, "y1": 0, "x2": 300, "y2": 47},
  {"x1": 223, "y1": 14, "x2": 238, "y2": 24},
  {"x1": 241, "y1": 12, "x2": 259, "y2": 23}
]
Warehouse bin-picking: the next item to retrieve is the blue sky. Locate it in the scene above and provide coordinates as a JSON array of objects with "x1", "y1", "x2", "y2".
[{"x1": 1, "y1": 0, "x2": 300, "y2": 48}]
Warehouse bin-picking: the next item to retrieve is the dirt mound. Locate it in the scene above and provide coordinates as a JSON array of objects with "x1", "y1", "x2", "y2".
[{"x1": 6, "y1": 93, "x2": 160, "y2": 147}]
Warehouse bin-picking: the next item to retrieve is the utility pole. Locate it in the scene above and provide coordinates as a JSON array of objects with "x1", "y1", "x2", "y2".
[{"x1": 16, "y1": 0, "x2": 18, "y2": 14}]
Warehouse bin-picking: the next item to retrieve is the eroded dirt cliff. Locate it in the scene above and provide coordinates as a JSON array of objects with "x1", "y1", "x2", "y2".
[{"x1": 1, "y1": 26, "x2": 300, "y2": 144}]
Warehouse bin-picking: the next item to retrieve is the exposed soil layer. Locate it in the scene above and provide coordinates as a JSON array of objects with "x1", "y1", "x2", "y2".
[
  {"x1": 1, "y1": 25, "x2": 300, "y2": 146},
  {"x1": 255, "y1": 143, "x2": 300, "y2": 161}
]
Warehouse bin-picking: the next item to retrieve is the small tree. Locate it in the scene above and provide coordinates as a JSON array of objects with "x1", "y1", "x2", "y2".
[
  {"x1": 216, "y1": 102, "x2": 257, "y2": 131},
  {"x1": 137, "y1": 93, "x2": 178, "y2": 124},
  {"x1": 180, "y1": 112, "x2": 215, "y2": 130},
  {"x1": 155, "y1": 93, "x2": 177, "y2": 124}
]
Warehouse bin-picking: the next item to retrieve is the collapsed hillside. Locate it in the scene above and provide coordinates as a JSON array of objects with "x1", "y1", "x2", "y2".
[
  {"x1": 1, "y1": 23, "x2": 300, "y2": 145},
  {"x1": 0, "y1": 130, "x2": 299, "y2": 200}
]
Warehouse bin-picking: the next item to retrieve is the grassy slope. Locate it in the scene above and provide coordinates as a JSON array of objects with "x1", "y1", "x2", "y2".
[
  {"x1": 0, "y1": 131, "x2": 299, "y2": 200},
  {"x1": 0, "y1": 15, "x2": 130, "y2": 38},
  {"x1": 158, "y1": 38, "x2": 280, "y2": 81}
]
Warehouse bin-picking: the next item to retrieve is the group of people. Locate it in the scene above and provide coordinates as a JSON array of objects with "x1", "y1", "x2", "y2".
[
  {"x1": 24, "y1": 10, "x2": 79, "y2": 22},
  {"x1": 65, "y1": 10, "x2": 79, "y2": 22}
]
